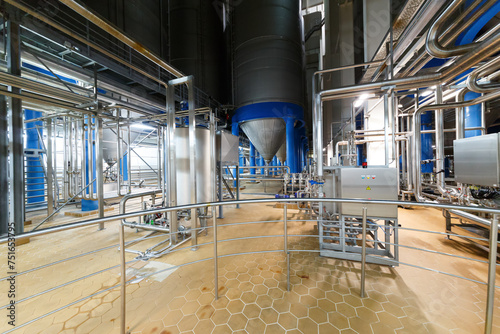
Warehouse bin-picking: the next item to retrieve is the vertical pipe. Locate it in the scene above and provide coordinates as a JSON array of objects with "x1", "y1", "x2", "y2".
[
  {"x1": 213, "y1": 209, "x2": 219, "y2": 300},
  {"x1": 63, "y1": 117, "x2": 68, "y2": 201},
  {"x1": 435, "y1": 86, "x2": 445, "y2": 190},
  {"x1": 81, "y1": 118, "x2": 86, "y2": 199},
  {"x1": 284, "y1": 204, "x2": 289, "y2": 292},
  {"x1": 7, "y1": 20, "x2": 24, "y2": 233},
  {"x1": 116, "y1": 111, "x2": 120, "y2": 196},
  {"x1": 456, "y1": 90, "x2": 466, "y2": 140},
  {"x1": 157, "y1": 124, "x2": 162, "y2": 189},
  {"x1": 210, "y1": 111, "x2": 216, "y2": 204},
  {"x1": 46, "y1": 118, "x2": 54, "y2": 215},
  {"x1": 236, "y1": 166, "x2": 240, "y2": 209},
  {"x1": 166, "y1": 84, "x2": 178, "y2": 244},
  {"x1": 119, "y1": 223, "x2": 126, "y2": 334},
  {"x1": 96, "y1": 117, "x2": 104, "y2": 229},
  {"x1": 485, "y1": 214, "x2": 498, "y2": 333},
  {"x1": 384, "y1": 94, "x2": 389, "y2": 166},
  {"x1": 0, "y1": 96, "x2": 7, "y2": 235},
  {"x1": 187, "y1": 78, "x2": 198, "y2": 250},
  {"x1": 127, "y1": 111, "x2": 131, "y2": 194},
  {"x1": 360, "y1": 207, "x2": 367, "y2": 298}
]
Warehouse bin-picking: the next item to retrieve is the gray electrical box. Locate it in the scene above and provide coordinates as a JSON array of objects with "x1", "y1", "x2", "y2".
[
  {"x1": 323, "y1": 167, "x2": 398, "y2": 218},
  {"x1": 337, "y1": 167, "x2": 398, "y2": 218},
  {"x1": 454, "y1": 133, "x2": 500, "y2": 187}
]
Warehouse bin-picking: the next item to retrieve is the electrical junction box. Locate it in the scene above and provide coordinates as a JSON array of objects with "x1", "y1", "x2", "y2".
[
  {"x1": 454, "y1": 133, "x2": 500, "y2": 187},
  {"x1": 324, "y1": 167, "x2": 398, "y2": 218}
]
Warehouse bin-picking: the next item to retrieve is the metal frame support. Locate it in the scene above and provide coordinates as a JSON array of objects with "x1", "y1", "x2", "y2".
[
  {"x1": 360, "y1": 207, "x2": 368, "y2": 298},
  {"x1": 236, "y1": 166, "x2": 240, "y2": 209},
  {"x1": 96, "y1": 116, "x2": 104, "y2": 229},
  {"x1": 284, "y1": 204, "x2": 290, "y2": 292},
  {"x1": 7, "y1": 20, "x2": 24, "y2": 235}
]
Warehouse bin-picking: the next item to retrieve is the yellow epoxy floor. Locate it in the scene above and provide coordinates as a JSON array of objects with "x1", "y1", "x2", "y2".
[{"x1": 1, "y1": 187, "x2": 500, "y2": 334}]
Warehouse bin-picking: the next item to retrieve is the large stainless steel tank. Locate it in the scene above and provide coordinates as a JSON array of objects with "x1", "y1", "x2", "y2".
[
  {"x1": 175, "y1": 127, "x2": 213, "y2": 205},
  {"x1": 233, "y1": 0, "x2": 304, "y2": 107},
  {"x1": 169, "y1": 0, "x2": 226, "y2": 103}
]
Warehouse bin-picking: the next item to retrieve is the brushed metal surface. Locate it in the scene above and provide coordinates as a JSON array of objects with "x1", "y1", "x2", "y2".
[
  {"x1": 339, "y1": 168, "x2": 398, "y2": 218},
  {"x1": 276, "y1": 142, "x2": 287, "y2": 163},
  {"x1": 175, "y1": 127, "x2": 213, "y2": 205},
  {"x1": 240, "y1": 118, "x2": 286, "y2": 163},
  {"x1": 454, "y1": 133, "x2": 500, "y2": 187}
]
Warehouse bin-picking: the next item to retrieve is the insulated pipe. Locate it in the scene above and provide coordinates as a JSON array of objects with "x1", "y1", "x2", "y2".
[
  {"x1": 426, "y1": 0, "x2": 481, "y2": 58},
  {"x1": 412, "y1": 90, "x2": 500, "y2": 201},
  {"x1": 320, "y1": 26, "x2": 500, "y2": 100},
  {"x1": 466, "y1": 56, "x2": 500, "y2": 93},
  {"x1": 402, "y1": 0, "x2": 496, "y2": 77}
]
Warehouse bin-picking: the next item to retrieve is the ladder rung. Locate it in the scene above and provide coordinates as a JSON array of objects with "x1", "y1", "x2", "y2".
[
  {"x1": 25, "y1": 177, "x2": 45, "y2": 179},
  {"x1": 26, "y1": 195, "x2": 46, "y2": 199},
  {"x1": 26, "y1": 188, "x2": 47, "y2": 192}
]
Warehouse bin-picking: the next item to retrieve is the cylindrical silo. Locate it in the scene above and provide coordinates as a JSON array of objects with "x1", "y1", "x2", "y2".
[
  {"x1": 231, "y1": 0, "x2": 305, "y2": 172},
  {"x1": 169, "y1": 0, "x2": 226, "y2": 103},
  {"x1": 175, "y1": 127, "x2": 213, "y2": 205}
]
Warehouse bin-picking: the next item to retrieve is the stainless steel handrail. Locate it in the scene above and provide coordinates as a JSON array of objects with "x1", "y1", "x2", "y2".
[{"x1": 5, "y1": 197, "x2": 500, "y2": 334}]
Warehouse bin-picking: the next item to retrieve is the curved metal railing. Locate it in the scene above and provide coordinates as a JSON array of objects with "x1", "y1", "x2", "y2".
[{"x1": 1, "y1": 198, "x2": 499, "y2": 334}]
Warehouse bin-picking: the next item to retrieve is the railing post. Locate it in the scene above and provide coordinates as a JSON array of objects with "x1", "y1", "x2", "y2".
[
  {"x1": 485, "y1": 214, "x2": 498, "y2": 334},
  {"x1": 284, "y1": 204, "x2": 290, "y2": 291},
  {"x1": 236, "y1": 166, "x2": 240, "y2": 209},
  {"x1": 119, "y1": 223, "x2": 127, "y2": 334},
  {"x1": 213, "y1": 206, "x2": 219, "y2": 300},
  {"x1": 361, "y1": 207, "x2": 367, "y2": 298}
]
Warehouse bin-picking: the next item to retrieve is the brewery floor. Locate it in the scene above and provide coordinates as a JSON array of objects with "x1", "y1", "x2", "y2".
[{"x1": 1, "y1": 181, "x2": 500, "y2": 334}]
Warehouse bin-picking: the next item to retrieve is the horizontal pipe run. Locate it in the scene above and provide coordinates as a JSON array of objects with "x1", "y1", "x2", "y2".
[{"x1": 449, "y1": 209, "x2": 494, "y2": 229}]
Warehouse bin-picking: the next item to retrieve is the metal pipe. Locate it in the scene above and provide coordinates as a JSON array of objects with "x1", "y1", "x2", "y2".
[
  {"x1": 426, "y1": 0, "x2": 485, "y2": 58},
  {"x1": 119, "y1": 221, "x2": 126, "y2": 334},
  {"x1": 466, "y1": 56, "x2": 500, "y2": 93},
  {"x1": 485, "y1": 214, "x2": 498, "y2": 334},
  {"x1": 413, "y1": 90, "x2": 500, "y2": 201},
  {"x1": 403, "y1": 0, "x2": 495, "y2": 77},
  {"x1": 212, "y1": 207, "x2": 219, "y2": 300},
  {"x1": 434, "y1": 85, "x2": 449, "y2": 199},
  {"x1": 449, "y1": 209, "x2": 493, "y2": 229},
  {"x1": 360, "y1": 207, "x2": 367, "y2": 298},
  {"x1": 320, "y1": 27, "x2": 500, "y2": 100}
]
